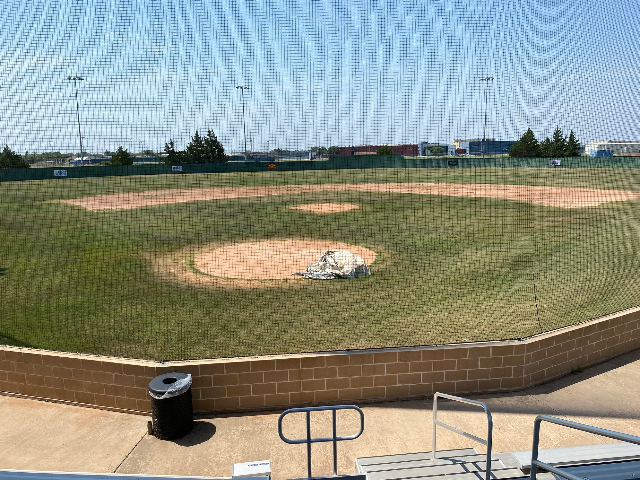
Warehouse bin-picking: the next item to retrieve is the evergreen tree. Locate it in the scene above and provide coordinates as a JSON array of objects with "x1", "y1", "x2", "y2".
[
  {"x1": 109, "y1": 146, "x2": 133, "y2": 166},
  {"x1": 550, "y1": 127, "x2": 567, "y2": 157},
  {"x1": 509, "y1": 128, "x2": 540, "y2": 157},
  {"x1": 163, "y1": 139, "x2": 184, "y2": 163},
  {"x1": 202, "y1": 129, "x2": 227, "y2": 163},
  {"x1": 164, "y1": 130, "x2": 227, "y2": 164},
  {"x1": 539, "y1": 137, "x2": 553, "y2": 158},
  {"x1": 186, "y1": 130, "x2": 206, "y2": 163},
  {"x1": 566, "y1": 130, "x2": 581, "y2": 156},
  {"x1": 0, "y1": 145, "x2": 29, "y2": 168}
]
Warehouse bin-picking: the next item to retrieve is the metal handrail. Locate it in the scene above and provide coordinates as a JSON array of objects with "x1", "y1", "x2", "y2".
[
  {"x1": 278, "y1": 405, "x2": 365, "y2": 479},
  {"x1": 529, "y1": 415, "x2": 640, "y2": 480},
  {"x1": 432, "y1": 393, "x2": 493, "y2": 480}
]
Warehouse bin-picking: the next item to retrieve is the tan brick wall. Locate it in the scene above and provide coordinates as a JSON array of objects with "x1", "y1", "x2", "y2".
[{"x1": 1, "y1": 307, "x2": 639, "y2": 414}]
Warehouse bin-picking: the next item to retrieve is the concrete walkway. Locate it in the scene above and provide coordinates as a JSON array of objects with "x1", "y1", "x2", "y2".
[{"x1": 1, "y1": 349, "x2": 639, "y2": 480}]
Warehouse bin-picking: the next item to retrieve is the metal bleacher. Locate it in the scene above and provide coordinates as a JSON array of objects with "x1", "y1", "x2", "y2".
[
  {"x1": 356, "y1": 393, "x2": 640, "y2": 480},
  {"x1": 356, "y1": 393, "x2": 532, "y2": 480}
]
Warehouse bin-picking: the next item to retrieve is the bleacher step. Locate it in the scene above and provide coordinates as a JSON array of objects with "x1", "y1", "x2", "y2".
[
  {"x1": 366, "y1": 469, "x2": 528, "y2": 480},
  {"x1": 549, "y1": 458, "x2": 640, "y2": 480},
  {"x1": 356, "y1": 450, "x2": 528, "y2": 480},
  {"x1": 511, "y1": 442, "x2": 640, "y2": 471},
  {"x1": 357, "y1": 450, "x2": 478, "y2": 471}
]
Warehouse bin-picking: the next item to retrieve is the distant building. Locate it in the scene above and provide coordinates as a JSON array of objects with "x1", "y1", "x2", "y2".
[
  {"x1": 584, "y1": 141, "x2": 640, "y2": 156},
  {"x1": 274, "y1": 151, "x2": 308, "y2": 160},
  {"x1": 456, "y1": 140, "x2": 515, "y2": 156},
  {"x1": 452, "y1": 139, "x2": 494, "y2": 149},
  {"x1": 418, "y1": 142, "x2": 449, "y2": 156},
  {"x1": 133, "y1": 156, "x2": 159, "y2": 164},
  {"x1": 589, "y1": 150, "x2": 613, "y2": 157},
  {"x1": 338, "y1": 144, "x2": 418, "y2": 156},
  {"x1": 69, "y1": 156, "x2": 109, "y2": 166}
]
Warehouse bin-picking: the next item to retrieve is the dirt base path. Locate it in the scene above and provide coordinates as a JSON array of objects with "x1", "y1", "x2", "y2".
[
  {"x1": 289, "y1": 203, "x2": 360, "y2": 214},
  {"x1": 63, "y1": 183, "x2": 640, "y2": 211}
]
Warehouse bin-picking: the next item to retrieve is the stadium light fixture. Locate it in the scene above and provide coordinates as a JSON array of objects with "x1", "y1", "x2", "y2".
[
  {"x1": 67, "y1": 76, "x2": 85, "y2": 162},
  {"x1": 236, "y1": 86, "x2": 249, "y2": 161},
  {"x1": 480, "y1": 77, "x2": 494, "y2": 159}
]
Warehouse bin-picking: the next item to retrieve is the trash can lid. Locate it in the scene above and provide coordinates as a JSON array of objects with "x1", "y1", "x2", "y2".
[{"x1": 149, "y1": 372, "x2": 191, "y2": 396}]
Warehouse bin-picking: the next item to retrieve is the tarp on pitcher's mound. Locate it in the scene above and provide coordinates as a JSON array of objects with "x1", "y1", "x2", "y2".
[{"x1": 294, "y1": 250, "x2": 371, "y2": 280}]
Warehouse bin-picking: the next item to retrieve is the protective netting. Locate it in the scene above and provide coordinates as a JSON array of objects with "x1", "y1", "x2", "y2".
[{"x1": 1, "y1": 1, "x2": 640, "y2": 360}]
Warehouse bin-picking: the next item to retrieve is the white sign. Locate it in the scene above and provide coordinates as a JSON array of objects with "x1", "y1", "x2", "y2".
[
  {"x1": 53, "y1": 170, "x2": 68, "y2": 177},
  {"x1": 171, "y1": 165, "x2": 183, "y2": 172},
  {"x1": 549, "y1": 159, "x2": 561, "y2": 166},
  {"x1": 232, "y1": 460, "x2": 271, "y2": 478}
]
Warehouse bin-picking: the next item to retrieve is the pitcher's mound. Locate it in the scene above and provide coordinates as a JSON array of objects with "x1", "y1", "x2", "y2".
[
  {"x1": 290, "y1": 203, "x2": 360, "y2": 214},
  {"x1": 194, "y1": 240, "x2": 377, "y2": 280}
]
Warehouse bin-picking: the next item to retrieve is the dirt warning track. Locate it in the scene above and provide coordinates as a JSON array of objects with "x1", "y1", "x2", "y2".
[{"x1": 62, "y1": 183, "x2": 640, "y2": 211}]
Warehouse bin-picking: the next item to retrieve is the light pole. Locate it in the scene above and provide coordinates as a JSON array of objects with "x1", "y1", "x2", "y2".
[
  {"x1": 236, "y1": 86, "x2": 249, "y2": 161},
  {"x1": 480, "y1": 77, "x2": 493, "y2": 159},
  {"x1": 67, "y1": 76, "x2": 85, "y2": 161}
]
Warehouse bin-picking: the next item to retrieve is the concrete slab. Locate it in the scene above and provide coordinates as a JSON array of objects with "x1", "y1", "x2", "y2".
[
  {"x1": 0, "y1": 396, "x2": 147, "y2": 472},
  {"x1": 1, "y1": 348, "x2": 639, "y2": 480}
]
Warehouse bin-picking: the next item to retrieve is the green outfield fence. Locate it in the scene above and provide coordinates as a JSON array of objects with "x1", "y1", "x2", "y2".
[{"x1": 4, "y1": 156, "x2": 640, "y2": 182}]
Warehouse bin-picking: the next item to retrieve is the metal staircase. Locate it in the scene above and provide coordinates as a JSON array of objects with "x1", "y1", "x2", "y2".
[
  {"x1": 357, "y1": 448, "x2": 532, "y2": 480},
  {"x1": 355, "y1": 393, "x2": 640, "y2": 480}
]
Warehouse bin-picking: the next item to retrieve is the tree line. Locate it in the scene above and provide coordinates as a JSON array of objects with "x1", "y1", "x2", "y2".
[
  {"x1": 107, "y1": 129, "x2": 228, "y2": 165},
  {"x1": 509, "y1": 127, "x2": 580, "y2": 158},
  {"x1": 0, "y1": 128, "x2": 228, "y2": 168},
  {"x1": 0, "y1": 146, "x2": 29, "y2": 168},
  {"x1": 164, "y1": 129, "x2": 227, "y2": 164}
]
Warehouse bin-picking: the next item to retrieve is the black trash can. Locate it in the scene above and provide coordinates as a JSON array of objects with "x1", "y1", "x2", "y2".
[{"x1": 148, "y1": 372, "x2": 193, "y2": 440}]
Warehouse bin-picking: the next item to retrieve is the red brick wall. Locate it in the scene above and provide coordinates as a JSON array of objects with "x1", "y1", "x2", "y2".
[{"x1": 1, "y1": 307, "x2": 639, "y2": 415}]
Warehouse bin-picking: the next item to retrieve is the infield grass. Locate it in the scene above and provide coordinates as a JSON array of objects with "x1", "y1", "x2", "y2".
[{"x1": 2, "y1": 167, "x2": 640, "y2": 360}]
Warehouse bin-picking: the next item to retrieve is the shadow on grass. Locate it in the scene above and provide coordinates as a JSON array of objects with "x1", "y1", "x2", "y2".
[
  {"x1": 169, "y1": 421, "x2": 216, "y2": 447},
  {"x1": 0, "y1": 268, "x2": 6, "y2": 277},
  {"x1": 0, "y1": 332, "x2": 35, "y2": 348}
]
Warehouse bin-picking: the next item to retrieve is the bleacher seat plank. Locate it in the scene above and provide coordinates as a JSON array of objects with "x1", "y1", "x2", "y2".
[
  {"x1": 356, "y1": 450, "x2": 529, "y2": 480},
  {"x1": 512, "y1": 442, "x2": 640, "y2": 470},
  {"x1": 357, "y1": 450, "x2": 478, "y2": 470},
  {"x1": 552, "y1": 459, "x2": 640, "y2": 480}
]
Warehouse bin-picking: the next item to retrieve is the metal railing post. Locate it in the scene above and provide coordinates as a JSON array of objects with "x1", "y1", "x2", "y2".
[
  {"x1": 306, "y1": 410, "x2": 312, "y2": 479},
  {"x1": 332, "y1": 409, "x2": 338, "y2": 476},
  {"x1": 278, "y1": 405, "x2": 365, "y2": 479},
  {"x1": 529, "y1": 415, "x2": 640, "y2": 480},
  {"x1": 529, "y1": 417, "x2": 542, "y2": 480},
  {"x1": 432, "y1": 393, "x2": 493, "y2": 480},
  {"x1": 432, "y1": 395, "x2": 438, "y2": 459}
]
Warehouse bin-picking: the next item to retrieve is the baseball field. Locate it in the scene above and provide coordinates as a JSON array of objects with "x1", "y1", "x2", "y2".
[{"x1": 2, "y1": 165, "x2": 640, "y2": 360}]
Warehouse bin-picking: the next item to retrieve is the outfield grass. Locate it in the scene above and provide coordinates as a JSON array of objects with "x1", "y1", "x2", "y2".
[{"x1": 2, "y1": 167, "x2": 640, "y2": 360}]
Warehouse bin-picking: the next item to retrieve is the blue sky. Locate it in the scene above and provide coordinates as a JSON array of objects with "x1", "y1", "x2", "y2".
[{"x1": 0, "y1": 0, "x2": 639, "y2": 154}]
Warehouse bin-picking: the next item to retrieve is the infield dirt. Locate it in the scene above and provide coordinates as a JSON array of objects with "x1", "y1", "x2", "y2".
[{"x1": 62, "y1": 182, "x2": 640, "y2": 210}]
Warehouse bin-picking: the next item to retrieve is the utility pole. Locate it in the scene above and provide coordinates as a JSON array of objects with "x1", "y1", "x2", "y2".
[
  {"x1": 67, "y1": 76, "x2": 85, "y2": 162},
  {"x1": 236, "y1": 86, "x2": 249, "y2": 161},
  {"x1": 480, "y1": 77, "x2": 493, "y2": 159}
]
